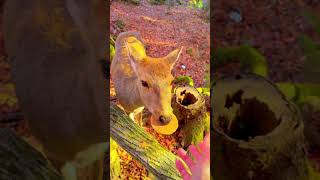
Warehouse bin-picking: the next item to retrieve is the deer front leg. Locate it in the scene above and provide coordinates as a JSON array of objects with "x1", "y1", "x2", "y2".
[
  {"x1": 61, "y1": 162, "x2": 77, "y2": 180},
  {"x1": 135, "y1": 110, "x2": 143, "y2": 127},
  {"x1": 129, "y1": 112, "x2": 135, "y2": 122},
  {"x1": 129, "y1": 107, "x2": 144, "y2": 126},
  {"x1": 61, "y1": 142, "x2": 108, "y2": 180}
]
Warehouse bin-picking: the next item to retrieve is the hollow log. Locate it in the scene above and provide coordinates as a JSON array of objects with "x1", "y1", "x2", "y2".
[
  {"x1": 172, "y1": 86, "x2": 210, "y2": 147},
  {"x1": 110, "y1": 104, "x2": 182, "y2": 180},
  {"x1": 0, "y1": 128, "x2": 63, "y2": 180},
  {"x1": 212, "y1": 74, "x2": 309, "y2": 180}
]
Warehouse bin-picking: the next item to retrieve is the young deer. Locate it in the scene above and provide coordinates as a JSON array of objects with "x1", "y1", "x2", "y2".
[
  {"x1": 3, "y1": 0, "x2": 107, "y2": 179},
  {"x1": 111, "y1": 31, "x2": 182, "y2": 135}
]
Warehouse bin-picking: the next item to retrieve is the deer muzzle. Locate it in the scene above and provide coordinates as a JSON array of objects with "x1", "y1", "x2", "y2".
[{"x1": 150, "y1": 114, "x2": 178, "y2": 135}]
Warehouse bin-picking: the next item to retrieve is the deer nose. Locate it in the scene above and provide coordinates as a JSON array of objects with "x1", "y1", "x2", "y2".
[{"x1": 159, "y1": 115, "x2": 171, "y2": 125}]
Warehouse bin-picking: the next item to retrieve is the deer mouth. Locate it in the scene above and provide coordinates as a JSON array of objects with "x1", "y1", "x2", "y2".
[{"x1": 150, "y1": 115, "x2": 178, "y2": 135}]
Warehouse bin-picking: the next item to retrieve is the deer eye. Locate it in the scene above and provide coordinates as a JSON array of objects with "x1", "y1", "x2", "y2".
[{"x1": 141, "y1": 80, "x2": 149, "y2": 88}]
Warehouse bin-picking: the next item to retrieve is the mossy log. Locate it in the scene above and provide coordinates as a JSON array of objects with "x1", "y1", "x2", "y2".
[
  {"x1": 110, "y1": 104, "x2": 182, "y2": 180},
  {"x1": 0, "y1": 128, "x2": 63, "y2": 180},
  {"x1": 110, "y1": 138, "x2": 121, "y2": 179},
  {"x1": 0, "y1": 104, "x2": 183, "y2": 180},
  {"x1": 212, "y1": 74, "x2": 309, "y2": 180},
  {"x1": 172, "y1": 86, "x2": 210, "y2": 147}
]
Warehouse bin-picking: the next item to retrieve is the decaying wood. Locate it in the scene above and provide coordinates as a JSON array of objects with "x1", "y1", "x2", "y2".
[
  {"x1": 0, "y1": 128, "x2": 63, "y2": 180},
  {"x1": 110, "y1": 104, "x2": 182, "y2": 180},
  {"x1": 172, "y1": 86, "x2": 210, "y2": 147},
  {"x1": 212, "y1": 74, "x2": 309, "y2": 180}
]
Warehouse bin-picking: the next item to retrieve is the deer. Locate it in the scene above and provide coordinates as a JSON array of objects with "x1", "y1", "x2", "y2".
[
  {"x1": 111, "y1": 31, "x2": 182, "y2": 135},
  {"x1": 3, "y1": 0, "x2": 107, "y2": 179}
]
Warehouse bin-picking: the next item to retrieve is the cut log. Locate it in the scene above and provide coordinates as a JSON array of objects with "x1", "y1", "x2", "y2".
[
  {"x1": 172, "y1": 86, "x2": 210, "y2": 147},
  {"x1": 212, "y1": 74, "x2": 309, "y2": 180},
  {"x1": 110, "y1": 104, "x2": 182, "y2": 180},
  {"x1": 0, "y1": 128, "x2": 63, "y2": 180}
]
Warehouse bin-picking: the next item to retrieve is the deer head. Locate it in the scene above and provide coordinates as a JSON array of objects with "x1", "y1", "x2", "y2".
[{"x1": 126, "y1": 37, "x2": 182, "y2": 135}]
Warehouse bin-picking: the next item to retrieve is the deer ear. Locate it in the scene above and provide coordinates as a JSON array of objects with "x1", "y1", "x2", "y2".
[
  {"x1": 126, "y1": 37, "x2": 146, "y2": 72},
  {"x1": 166, "y1": 47, "x2": 183, "y2": 69}
]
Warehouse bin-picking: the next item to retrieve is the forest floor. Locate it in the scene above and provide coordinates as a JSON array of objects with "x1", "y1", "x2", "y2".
[
  {"x1": 110, "y1": 0, "x2": 210, "y2": 87},
  {"x1": 110, "y1": 0, "x2": 210, "y2": 178},
  {"x1": 213, "y1": 0, "x2": 320, "y2": 171}
]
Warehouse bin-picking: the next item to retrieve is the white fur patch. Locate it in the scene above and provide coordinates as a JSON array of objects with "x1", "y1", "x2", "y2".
[
  {"x1": 74, "y1": 142, "x2": 108, "y2": 167},
  {"x1": 60, "y1": 142, "x2": 108, "y2": 180},
  {"x1": 129, "y1": 106, "x2": 144, "y2": 123},
  {"x1": 61, "y1": 162, "x2": 77, "y2": 180}
]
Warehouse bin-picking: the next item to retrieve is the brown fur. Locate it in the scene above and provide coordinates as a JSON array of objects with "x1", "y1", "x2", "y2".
[
  {"x1": 3, "y1": 0, "x2": 107, "y2": 169},
  {"x1": 111, "y1": 31, "x2": 182, "y2": 127}
]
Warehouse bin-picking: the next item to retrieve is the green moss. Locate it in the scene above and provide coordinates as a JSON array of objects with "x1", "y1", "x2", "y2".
[
  {"x1": 183, "y1": 113, "x2": 210, "y2": 146},
  {"x1": 279, "y1": 83, "x2": 320, "y2": 102},
  {"x1": 119, "y1": 0, "x2": 140, "y2": 5},
  {"x1": 130, "y1": 0, "x2": 140, "y2": 5},
  {"x1": 189, "y1": 0, "x2": 203, "y2": 9},
  {"x1": 213, "y1": 45, "x2": 268, "y2": 77},
  {"x1": 294, "y1": 83, "x2": 320, "y2": 102},
  {"x1": 110, "y1": 43, "x2": 115, "y2": 61},
  {"x1": 298, "y1": 35, "x2": 320, "y2": 55},
  {"x1": 149, "y1": 0, "x2": 166, "y2": 5},
  {"x1": 197, "y1": 87, "x2": 210, "y2": 96},
  {"x1": 276, "y1": 82, "x2": 320, "y2": 110},
  {"x1": 186, "y1": 47, "x2": 193, "y2": 56},
  {"x1": 276, "y1": 83, "x2": 297, "y2": 101},
  {"x1": 115, "y1": 19, "x2": 126, "y2": 32},
  {"x1": 110, "y1": 138, "x2": 121, "y2": 179},
  {"x1": 173, "y1": 76, "x2": 195, "y2": 87}
]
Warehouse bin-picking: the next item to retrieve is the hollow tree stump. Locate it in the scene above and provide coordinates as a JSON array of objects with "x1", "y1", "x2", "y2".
[
  {"x1": 110, "y1": 104, "x2": 182, "y2": 180},
  {"x1": 172, "y1": 86, "x2": 210, "y2": 147},
  {"x1": 212, "y1": 74, "x2": 309, "y2": 180}
]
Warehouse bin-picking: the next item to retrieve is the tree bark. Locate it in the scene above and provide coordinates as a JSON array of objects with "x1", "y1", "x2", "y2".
[
  {"x1": 172, "y1": 86, "x2": 210, "y2": 147},
  {"x1": 212, "y1": 74, "x2": 309, "y2": 180},
  {"x1": 110, "y1": 104, "x2": 182, "y2": 180},
  {"x1": 110, "y1": 138, "x2": 121, "y2": 179},
  {"x1": 0, "y1": 128, "x2": 63, "y2": 180},
  {"x1": 0, "y1": 105, "x2": 183, "y2": 180}
]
